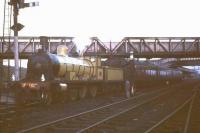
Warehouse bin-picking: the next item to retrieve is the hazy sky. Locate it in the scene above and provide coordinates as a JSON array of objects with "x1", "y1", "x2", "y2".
[{"x1": 1, "y1": 0, "x2": 200, "y2": 50}]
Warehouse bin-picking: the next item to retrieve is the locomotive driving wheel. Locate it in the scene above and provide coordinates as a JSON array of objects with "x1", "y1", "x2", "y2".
[
  {"x1": 79, "y1": 87, "x2": 88, "y2": 99},
  {"x1": 125, "y1": 80, "x2": 131, "y2": 98},
  {"x1": 40, "y1": 90, "x2": 52, "y2": 105},
  {"x1": 15, "y1": 87, "x2": 27, "y2": 106},
  {"x1": 130, "y1": 84, "x2": 135, "y2": 97},
  {"x1": 90, "y1": 87, "x2": 97, "y2": 98},
  {"x1": 69, "y1": 88, "x2": 78, "y2": 101}
]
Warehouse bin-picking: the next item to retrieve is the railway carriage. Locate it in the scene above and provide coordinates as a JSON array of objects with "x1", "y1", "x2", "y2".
[
  {"x1": 103, "y1": 58, "x2": 183, "y2": 88},
  {"x1": 133, "y1": 61, "x2": 183, "y2": 88}
]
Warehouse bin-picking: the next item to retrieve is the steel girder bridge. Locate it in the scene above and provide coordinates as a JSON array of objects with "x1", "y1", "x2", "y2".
[
  {"x1": 83, "y1": 37, "x2": 200, "y2": 58},
  {"x1": 1, "y1": 36, "x2": 200, "y2": 59},
  {"x1": 0, "y1": 36, "x2": 77, "y2": 59}
]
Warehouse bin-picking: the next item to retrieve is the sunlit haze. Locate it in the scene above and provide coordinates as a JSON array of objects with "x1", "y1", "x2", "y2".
[{"x1": 1, "y1": 0, "x2": 200, "y2": 50}]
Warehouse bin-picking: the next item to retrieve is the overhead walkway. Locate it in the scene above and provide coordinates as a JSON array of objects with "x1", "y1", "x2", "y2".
[
  {"x1": 84, "y1": 37, "x2": 200, "y2": 58},
  {"x1": 0, "y1": 36, "x2": 76, "y2": 59}
]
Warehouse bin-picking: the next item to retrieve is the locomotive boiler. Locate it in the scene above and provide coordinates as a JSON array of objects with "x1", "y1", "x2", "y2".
[{"x1": 16, "y1": 46, "x2": 131, "y2": 105}]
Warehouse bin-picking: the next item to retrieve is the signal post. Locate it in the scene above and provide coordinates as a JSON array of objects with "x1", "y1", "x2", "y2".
[{"x1": 9, "y1": 0, "x2": 39, "y2": 80}]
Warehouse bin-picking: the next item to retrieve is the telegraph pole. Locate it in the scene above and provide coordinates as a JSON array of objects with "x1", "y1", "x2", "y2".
[{"x1": 9, "y1": 0, "x2": 39, "y2": 81}]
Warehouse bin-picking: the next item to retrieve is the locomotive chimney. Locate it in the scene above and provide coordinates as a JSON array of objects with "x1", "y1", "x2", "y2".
[{"x1": 40, "y1": 36, "x2": 49, "y2": 52}]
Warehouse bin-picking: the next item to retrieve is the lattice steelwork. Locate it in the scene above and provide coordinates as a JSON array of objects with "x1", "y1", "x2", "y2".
[
  {"x1": 83, "y1": 37, "x2": 200, "y2": 58},
  {"x1": 0, "y1": 36, "x2": 76, "y2": 59},
  {"x1": 112, "y1": 37, "x2": 200, "y2": 58},
  {"x1": 83, "y1": 37, "x2": 110, "y2": 57}
]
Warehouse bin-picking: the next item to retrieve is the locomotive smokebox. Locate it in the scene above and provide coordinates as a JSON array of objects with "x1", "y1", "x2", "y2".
[{"x1": 40, "y1": 36, "x2": 49, "y2": 52}]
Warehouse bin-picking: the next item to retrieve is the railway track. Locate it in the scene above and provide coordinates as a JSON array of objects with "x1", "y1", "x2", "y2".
[
  {"x1": 0, "y1": 105, "x2": 19, "y2": 133},
  {"x1": 17, "y1": 83, "x2": 189, "y2": 133},
  {"x1": 144, "y1": 86, "x2": 200, "y2": 133},
  {"x1": 0, "y1": 101, "x2": 42, "y2": 133},
  {"x1": 77, "y1": 85, "x2": 193, "y2": 133},
  {"x1": 1, "y1": 85, "x2": 163, "y2": 133}
]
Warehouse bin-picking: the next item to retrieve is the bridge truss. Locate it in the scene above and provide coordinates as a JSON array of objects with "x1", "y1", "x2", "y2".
[
  {"x1": 0, "y1": 36, "x2": 76, "y2": 59},
  {"x1": 84, "y1": 37, "x2": 200, "y2": 58}
]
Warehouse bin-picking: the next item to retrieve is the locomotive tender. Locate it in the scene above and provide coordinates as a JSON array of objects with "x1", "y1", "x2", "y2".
[{"x1": 16, "y1": 46, "x2": 132, "y2": 104}]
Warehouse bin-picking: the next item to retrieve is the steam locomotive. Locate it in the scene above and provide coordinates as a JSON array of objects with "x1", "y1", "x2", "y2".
[
  {"x1": 12, "y1": 45, "x2": 185, "y2": 105},
  {"x1": 14, "y1": 46, "x2": 133, "y2": 105}
]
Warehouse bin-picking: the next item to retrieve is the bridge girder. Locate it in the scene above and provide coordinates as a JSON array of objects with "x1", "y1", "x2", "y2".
[
  {"x1": 83, "y1": 37, "x2": 200, "y2": 58},
  {"x1": 0, "y1": 36, "x2": 76, "y2": 59},
  {"x1": 112, "y1": 37, "x2": 200, "y2": 58}
]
